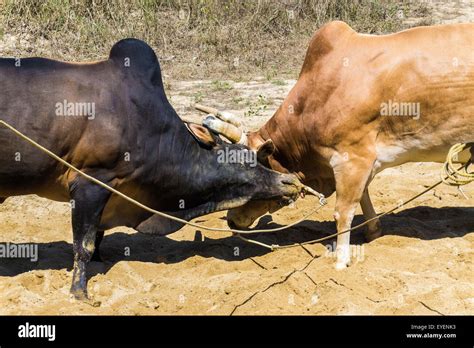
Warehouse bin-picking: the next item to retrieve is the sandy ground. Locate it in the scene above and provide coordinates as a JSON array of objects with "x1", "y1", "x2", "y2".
[{"x1": 0, "y1": 2, "x2": 473, "y2": 315}]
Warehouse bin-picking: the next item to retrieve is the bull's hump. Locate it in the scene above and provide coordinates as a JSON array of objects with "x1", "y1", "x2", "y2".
[
  {"x1": 108, "y1": 38, "x2": 159, "y2": 73},
  {"x1": 300, "y1": 21, "x2": 354, "y2": 75}
]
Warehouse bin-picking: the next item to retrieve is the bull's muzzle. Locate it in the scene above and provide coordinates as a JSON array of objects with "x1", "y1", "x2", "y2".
[{"x1": 278, "y1": 175, "x2": 325, "y2": 205}]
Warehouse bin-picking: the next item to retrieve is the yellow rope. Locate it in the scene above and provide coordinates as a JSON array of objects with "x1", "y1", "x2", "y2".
[
  {"x1": 1, "y1": 119, "x2": 471, "y2": 251},
  {"x1": 0, "y1": 119, "x2": 325, "y2": 235},
  {"x1": 442, "y1": 143, "x2": 474, "y2": 186}
]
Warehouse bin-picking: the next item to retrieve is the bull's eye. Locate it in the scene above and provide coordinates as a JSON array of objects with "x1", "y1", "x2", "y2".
[{"x1": 279, "y1": 198, "x2": 289, "y2": 206}]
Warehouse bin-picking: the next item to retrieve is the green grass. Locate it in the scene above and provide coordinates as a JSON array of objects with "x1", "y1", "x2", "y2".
[
  {"x1": 193, "y1": 91, "x2": 204, "y2": 104},
  {"x1": 231, "y1": 96, "x2": 244, "y2": 104},
  {"x1": 211, "y1": 80, "x2": 233, "y2": 92},
  {"x1": 245, "y1": 94, "x2": 270, "y2": 117},
  {"x1": 271, "y1": 79, "x2": 286, "y2": 86}
]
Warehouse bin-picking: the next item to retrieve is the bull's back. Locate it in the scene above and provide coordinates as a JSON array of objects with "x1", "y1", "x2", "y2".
[
  {"x1": 367, "y1": 24, "x2": 474, "y2": 166},
  {"x1": 314, "y1": 23, "x2": 474, "y2": 166},
  {"x1": 290, "y1": 22, "x2": 473, "y2": 174},
  {"x1": 0, "y1": 58, "x2": 124, "y2": 199}
]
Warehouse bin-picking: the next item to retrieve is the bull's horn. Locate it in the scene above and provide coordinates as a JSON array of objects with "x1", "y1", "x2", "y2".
[
  {"x1": 194, "y1": 103, "x2": 241, "y2": 127},
  {"x1": 302, "y1": 186, "x2": 320, "y2": 197},
  {"x1": 203, "y1": 115, "x2": 248, "y2": 145},
  {"x1": 194, "y1": 103, "x2": 219, "y2": 115},
  {"x1": 215, "y1": 110, "x2": 241, "y2": 127}
]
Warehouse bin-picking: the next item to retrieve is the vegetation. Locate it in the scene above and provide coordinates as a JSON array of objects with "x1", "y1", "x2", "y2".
[{"x1": 0, "y1": 0, "x2": 429, "y2": 79}]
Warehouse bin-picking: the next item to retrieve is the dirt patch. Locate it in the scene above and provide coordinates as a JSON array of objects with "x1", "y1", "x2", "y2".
[{"x1": 404, "y1": 0, "x2": 474, "y2": 26}]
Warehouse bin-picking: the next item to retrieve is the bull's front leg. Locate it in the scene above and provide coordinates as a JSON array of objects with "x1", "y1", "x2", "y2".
[
  {"x1": 69, "y1": 176, "x2": 111, "y2": 300},
  {"x1": 331, "y1": 152, "x2": 375, "y2": 270},
  {"x1": 91, "y1": 230, "x2": 105, "y2": 262}
]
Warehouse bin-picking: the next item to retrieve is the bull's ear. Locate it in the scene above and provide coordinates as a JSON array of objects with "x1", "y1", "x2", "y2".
[
  {"x1": 186, "y1": 123, "x2": 217, "y2": 148},
  {"x1": 256, "y1": 139, "x2": 275, "y2": 161}
]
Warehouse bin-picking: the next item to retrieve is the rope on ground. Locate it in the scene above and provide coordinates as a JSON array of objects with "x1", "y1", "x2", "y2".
[{"x1": 442, "y1": 143, "x2": 474, "y2": 186}]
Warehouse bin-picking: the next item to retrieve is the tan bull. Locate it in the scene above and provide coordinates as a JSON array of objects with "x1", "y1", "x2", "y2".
[{"x1": 208, "y1": 21, "x2": 474, "y2": 269}]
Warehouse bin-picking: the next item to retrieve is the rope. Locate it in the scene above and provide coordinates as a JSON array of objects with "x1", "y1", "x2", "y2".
[
  {"x1": 442, "y1": 143, "x2": 474, "y2": 186},
  {"x1": 0, "y1": 120, "x2": 325, "y2": 235},
  {"x1": 1, "y1": 120, "x2": 471, "y2": 252}
]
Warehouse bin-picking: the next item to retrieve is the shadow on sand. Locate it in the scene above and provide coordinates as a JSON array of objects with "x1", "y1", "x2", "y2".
[{"x1": 1, "y1": 205, "x2": 473, "y2": 279}]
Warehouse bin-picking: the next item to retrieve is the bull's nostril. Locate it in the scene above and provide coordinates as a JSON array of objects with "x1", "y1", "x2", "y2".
[{"x1": 228, "y1": 220, "x2": 237, "y2": 229}]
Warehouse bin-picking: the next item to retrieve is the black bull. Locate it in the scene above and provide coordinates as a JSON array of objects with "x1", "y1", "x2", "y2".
[{"x1": 0, "y1": 39, "x2": 304, "y2": 299}]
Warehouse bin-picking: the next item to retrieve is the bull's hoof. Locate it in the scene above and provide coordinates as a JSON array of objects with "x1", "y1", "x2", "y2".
[
  {"x1": 70, "y1": 287, "x2": 89, "y2": 301},
  {"x1": 335, "y1": 261, "x2": 349, "y2": 270},
  {"x1": 335, "y1": 246, "x2": 351, "y2": 270}
]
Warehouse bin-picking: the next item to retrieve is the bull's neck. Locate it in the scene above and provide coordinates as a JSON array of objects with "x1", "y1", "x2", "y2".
[
  {"x1": 254, "y1": 102, "x2": 309, "y2": 175},
  {"x1": 137, "y1": 103, "x2": 239, "y2": 206}
]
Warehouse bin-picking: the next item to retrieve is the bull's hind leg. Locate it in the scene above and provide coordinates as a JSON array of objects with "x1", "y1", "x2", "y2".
[
  {"x1": 69, "y1": 177, "x2": 111, "y2": 300},
  {"x1": 360, "y1": 188, "x2": 382, "y2": 241},
  {"x1": 331, "y1": 152, "x2": 375, "y2": 269}
]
